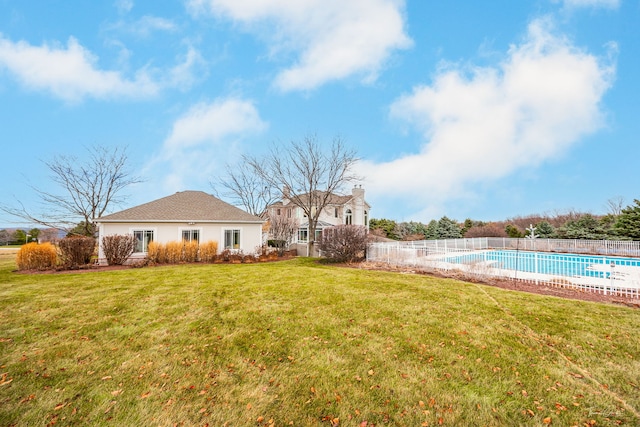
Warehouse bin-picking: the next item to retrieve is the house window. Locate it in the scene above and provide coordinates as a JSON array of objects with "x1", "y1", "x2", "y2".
[
  {"x1": 224, "y1": 229, "x2": 241, "y2": 249},
  {"x1": 298, "y1": 228, "x2": 321, "y2": 243},
  {"x1": 364, "y1": 210, "x2": 368, "y2": 226},
  {"x1": 182, "y1": 229, "x2": 200, "y2": 243},
  {"x1": 277, "y1": 208, "x2": 281, "y2": 216},
  {"x1": 334, "y1": 207, "x2": 338, "y2": 218},
  {"x1": 133, "y1": 230, "x2": 154, "y2": 253},
  {"x1": 345, "y1": 209, "x2": 352, "y2": 225}
]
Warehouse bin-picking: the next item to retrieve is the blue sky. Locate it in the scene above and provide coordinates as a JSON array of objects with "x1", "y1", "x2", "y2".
[{"x1": 1, "y1": 0, "x2": 638, "y2": 227}]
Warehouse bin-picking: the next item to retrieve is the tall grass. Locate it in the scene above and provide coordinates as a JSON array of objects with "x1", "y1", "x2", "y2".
[
  {"x1": 15, "y1": 242, "x2": 57, "y2": 270},
  {"x1": 147, "y1": 240, "x2": 218, "y2": 264},
  {"x1": 199, "y1": 240, "x2": 218, "y2": 263},
  {"x1": 1, "y1": 251, "x2": 639, "y2": 426}
]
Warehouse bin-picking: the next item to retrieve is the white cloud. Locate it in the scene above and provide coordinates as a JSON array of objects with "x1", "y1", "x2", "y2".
[
  {"x1": 149, "y1": 98, "x2": 268, "y2": 192},
  {"x1": 360, "y1": 18, "x2": 615, "y2": 219},
  {"x1": 166, "y1": 45, "x2": 206, "y2": 89},
  {"x1": 0, "y1": 34, "x2": 204, "y2": 102},
  {"x1": 115, "y1": 0, "x2": 134, "y2": 14},
  {"x1": 558, "y1": 0, "x2": 620, "y2": 9},
  {"x1": 0, "y1": 35, "x2": 158, "y2": 102},
  {"x1": 166, "y1": 98, "x2": 267, "y2": 148},
  {"x1": 187, "y1": 0, "x2": 412, "y2": 91},
  {"x1": 137, "y1": 16, "x2": 177, "y2": 33},
  {"x1": 107, "y1": 15, "x2": 178, "y2": 38}
]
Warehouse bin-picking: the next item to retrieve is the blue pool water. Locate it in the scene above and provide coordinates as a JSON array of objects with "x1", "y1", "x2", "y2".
[{"x1": 443, "y1": 250, "x2": 640, "y2": 278}]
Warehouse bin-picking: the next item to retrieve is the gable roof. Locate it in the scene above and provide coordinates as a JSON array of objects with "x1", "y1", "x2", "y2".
[
  {"x1": 272, "y1": 190, "x2": 370, "y2": 209},
  {"x1": 98, "y1": 191, "x2": 263, "y2": 223}
]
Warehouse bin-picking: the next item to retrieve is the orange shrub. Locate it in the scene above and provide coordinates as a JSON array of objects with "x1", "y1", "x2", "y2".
[
  {"x1": 183, "y1": 241, "x2": 199, "y2": 263},
  {"x1": 16, "y1": 242, "x2": 58, "y2": 270},
  {"x1": 199, "y1": 240, "x2": 218, "y2": 263},
  {"x1": 165, "y1": 241, "x2": 183, "y2": 264},
  {"x1": 147, "y1": 241, "x2": 166, "y2": 264}
]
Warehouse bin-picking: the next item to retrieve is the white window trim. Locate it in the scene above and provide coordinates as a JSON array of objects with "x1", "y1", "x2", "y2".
[
  {"x1": 345, "y1": 209, "x2": 353, "y2": 225},
  {"x1": 297, "y1": 226, "x2": 322, "y2": 244},
  {"x1": 129, "y1": 227, "x2": 157, "y2": 254},
  {"x1": 222, "y1": 228, "x2": 242, "y2": 251},
  {"x1": 178, "y1": 227, "x2": 203, "y2": 242}
]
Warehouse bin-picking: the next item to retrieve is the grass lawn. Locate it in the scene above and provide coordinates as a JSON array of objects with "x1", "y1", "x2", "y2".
[{"x1": 1, "y1": 250, "x2": 639, "y2": 426}]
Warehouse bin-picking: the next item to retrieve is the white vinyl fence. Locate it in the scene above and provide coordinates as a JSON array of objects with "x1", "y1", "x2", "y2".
[{"x1": 367, "y1": 238, "x2": 640, "y2": 298}]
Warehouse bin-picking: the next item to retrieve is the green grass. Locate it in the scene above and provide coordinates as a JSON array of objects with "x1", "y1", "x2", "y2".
[{"x1": 1, "y1": 250, "x2": 639, "y2": 426}]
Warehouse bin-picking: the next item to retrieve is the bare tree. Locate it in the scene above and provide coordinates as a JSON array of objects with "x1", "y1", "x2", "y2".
[
  {"x1": 39, "y1": 228, "x2": 61, "y2": 244},
  {"x1": 268, "y1": 214, "x2": 299, "y2": 255},
  {"x1": 211, "y1": 161, "x2": 277, "y2": 218},
  {"x1": 0, "y1": 229, "x2": 9, "y2": 246},
  {"x1": 605, "y1": 196, "x2": 625, "y2": 216},
  {"x1": 245, "y1": 135, "x2": 360, "y2": 256},
  {"x1": 1, "y1": 146, "x2": 142, "y2": 236}
]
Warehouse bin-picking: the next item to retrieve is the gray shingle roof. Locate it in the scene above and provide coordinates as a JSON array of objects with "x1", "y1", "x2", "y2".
[
  {"x1": 270, "y1": 190, "x2": 370, "y2": 209},
  {"x1": 98, "y1": 191, "x2": 263, "y2": 223}
]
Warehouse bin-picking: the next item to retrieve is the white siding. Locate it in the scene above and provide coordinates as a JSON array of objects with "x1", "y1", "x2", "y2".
[{"x1": 97, "y1": 221, "x2": 263, "y2": 264}]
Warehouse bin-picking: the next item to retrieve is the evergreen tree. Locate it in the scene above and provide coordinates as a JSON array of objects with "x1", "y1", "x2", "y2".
[
  {"x1": 67, "y1": 221, "x2": 96, "y2": 237},
  {"x1": 535, "y1": 221, "x2": 555, "y2": 238},
  {"x1": 393, "y1": 221, "x2": 429, "y2": 240},
  {"x1": 505, "y1": 224, "x2": 524, "y2": 238},
  {"x1": 556, "y1": 214, "x2": 610, "y2": 240},
  {"x1": 614, "y1": 199, "x2": 640, "y2": 240},
  {"x1": 13, "y1": 229, "x2": 26, "y2": 244},
  {"x1": 369, "y1": 218, "x2": 398, "y2": 239},
  {"x1": 461, "y1": 218, "x2": 474, "y2": 236},
  {"x1": 437, "y1": 216, "x2": 462, "y2": 239},
  {"x1": 424, "y1": 220, "x2": 439, "y2": 240}
]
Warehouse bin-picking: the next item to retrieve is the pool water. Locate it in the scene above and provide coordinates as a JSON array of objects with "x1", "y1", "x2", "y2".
[{"x1": 443, "y1": 250, "x2": 640, "y2": 278}]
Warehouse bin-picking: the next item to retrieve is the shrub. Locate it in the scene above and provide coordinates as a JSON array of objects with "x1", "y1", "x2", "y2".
[
  {"x1": 219, "y1": 249, "x2": 232, "y2": 262},
  {"x1": 58, "y1": 236, "x2": 96, "y2": 268},
  {"x1": 102, "y1": 234, "x2": 136, "y2": 265},
  {"x1": 199, "y1": 241, "x2": 218, "y2": 263},
  {"x1": 165, "y1": 241, "x2": 183, "y2": 264},
  {"x1": 183, "y1": 241, "x2": 199, "y2": 263},
  {"x1": 148, "y1": 240, "x2": 219, "y2": 264},
  {"x1": 16, "y1": 242, "x2": 58, "y2": 270},
  {"x1": 228, "y1": 251, "x2": 244, "y2": 263},
  {"x1": 319, "y1": 225, "x2": 368, "y2": 263},
  {"x1": 147, "y1": 241, "x2": 166, "y2": 264}
]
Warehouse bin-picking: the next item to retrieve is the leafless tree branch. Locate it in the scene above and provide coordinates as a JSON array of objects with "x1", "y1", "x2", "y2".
[
  {"x1": 245, "y1": 134, "x2": 360, "y2": 255},
  {"x1": 0, "y1": 146, "x2": 142, "y2": 236},
  {"x1": 211, "y1": 161, "x2": 277, "y2": 218}
]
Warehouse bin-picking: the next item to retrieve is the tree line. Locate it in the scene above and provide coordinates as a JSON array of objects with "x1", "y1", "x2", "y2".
[
  {"x1": 370, "y1": 199, "x2": 640, "y2": 241},
  {"x1": 0, "y1": 228, "x2": 61, "y2": 246}
]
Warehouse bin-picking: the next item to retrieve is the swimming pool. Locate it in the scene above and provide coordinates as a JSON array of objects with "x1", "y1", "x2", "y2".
[{"x1": 442, "y1": 250, "x2": 640, "y2": 279}]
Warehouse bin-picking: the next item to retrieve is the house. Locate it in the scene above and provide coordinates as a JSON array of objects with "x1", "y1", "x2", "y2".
[
  {"x1": 267, "y1": 185, "x2": 370, "y2": 255},
  {"x1": 96, "y1": 191, "x2": 264, "y2": 264}
]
